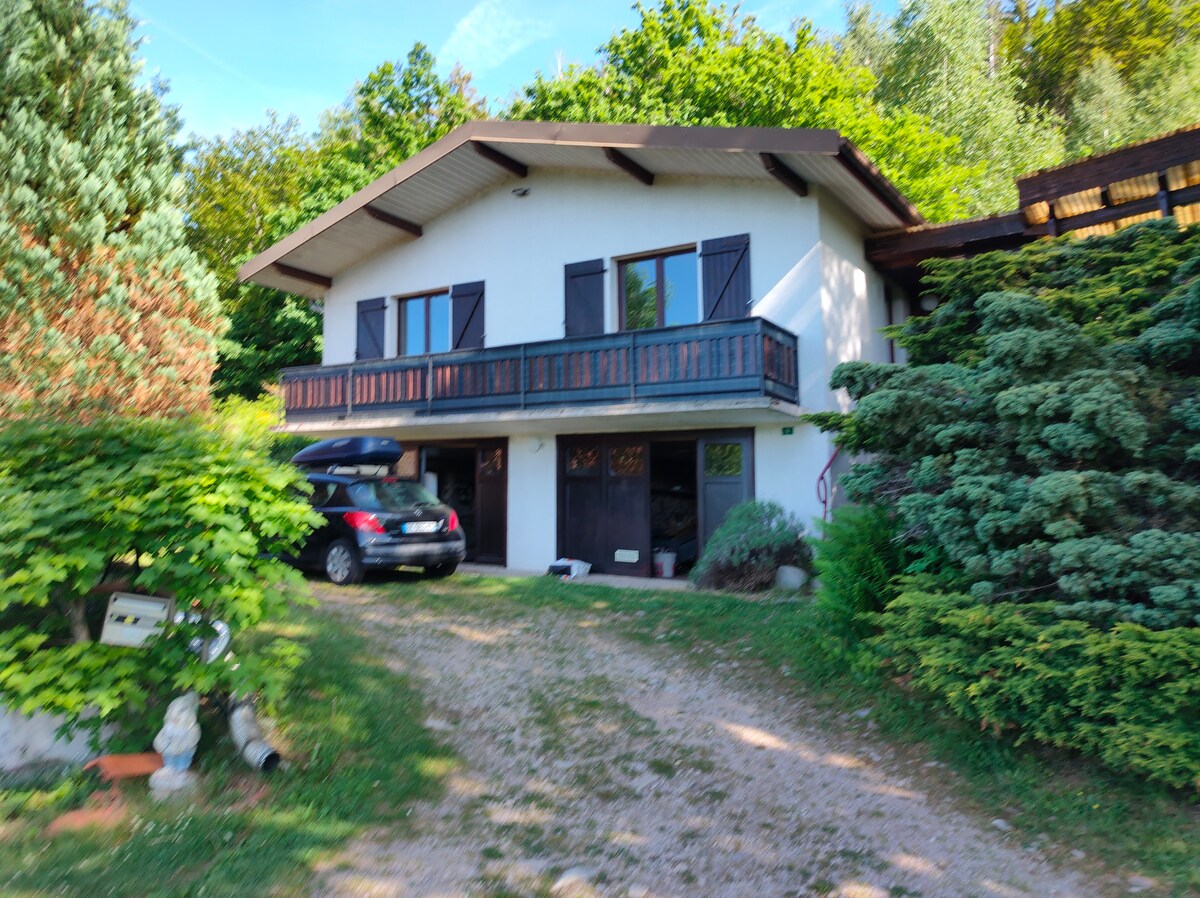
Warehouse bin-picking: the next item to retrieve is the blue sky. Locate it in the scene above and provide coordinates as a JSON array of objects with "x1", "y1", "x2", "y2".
[{"x1": 129, "y1": 1, "x2": 887, "y2": 140}]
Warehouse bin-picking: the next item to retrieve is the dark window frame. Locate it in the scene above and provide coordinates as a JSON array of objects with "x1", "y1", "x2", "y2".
[
  {"x1": 616, "y1": 244, "x2": 698, "y2": 331},
  {"x1": 396, "y1": 288, "x2": 451, "y2": 356}
]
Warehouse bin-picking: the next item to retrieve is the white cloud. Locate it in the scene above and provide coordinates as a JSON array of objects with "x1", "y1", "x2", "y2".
[{"x1": 439, "y1": 0, "x2": 557, "y2": 75}]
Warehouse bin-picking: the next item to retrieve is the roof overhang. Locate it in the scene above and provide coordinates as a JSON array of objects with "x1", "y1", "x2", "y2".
[{"x1": 238, "y1": 120, "x2": 925, "y2": 299}]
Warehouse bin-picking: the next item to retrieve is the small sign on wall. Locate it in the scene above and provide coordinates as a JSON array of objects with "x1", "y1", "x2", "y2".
[
  {"x1": 99, "y1": 593, "x2": 175, "y2": 648},
  {"x1": 613, "y1": 549, "x2": 640, "y2": 564}
]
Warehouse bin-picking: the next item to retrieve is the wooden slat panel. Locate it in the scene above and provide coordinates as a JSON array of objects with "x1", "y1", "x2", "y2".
[{"x1": 282, "y1": 318, "x2": 800, "y2": 418}]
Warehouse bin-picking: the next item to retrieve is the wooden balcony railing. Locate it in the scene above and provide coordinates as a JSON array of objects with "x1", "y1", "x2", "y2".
[{"x1": 282, "y1": 317, "x2": 799, "y2": 420}]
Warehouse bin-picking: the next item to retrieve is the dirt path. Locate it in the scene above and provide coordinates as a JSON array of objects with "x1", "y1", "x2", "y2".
[{"x1": 311, "y1": 587, "x2": 1097, "y2": 898}]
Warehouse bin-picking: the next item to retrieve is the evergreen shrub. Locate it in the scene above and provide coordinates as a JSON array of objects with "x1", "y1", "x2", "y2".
[
  {"x1": 813, "y1": 504, "x2": 907, "y2": 637},
  {"x1": 691, "y1": 500, "x2": 812, "y2": 592},
  {"x1": 808, "y1": 221, "x2": 1200, "y2": 784},
  {"x1": 871, "y1": 589, "x2": 1200, "y2": 789}
]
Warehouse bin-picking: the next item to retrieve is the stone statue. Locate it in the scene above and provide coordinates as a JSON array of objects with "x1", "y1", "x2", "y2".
[{"x1": 150, "y1": 692, "x2": 200, "y2": 798}]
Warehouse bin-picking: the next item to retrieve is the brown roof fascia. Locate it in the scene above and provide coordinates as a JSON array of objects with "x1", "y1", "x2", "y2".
[
  {"x1": 1017, "y1": 123, "x2": 1200, "y2": 209},
  {"x1": 836, "y1": 138, "x2": 924, "y2": 227},
  {"x1": 237, "y1": 120, "x2": 918, "y2": 286},
  {"x1": 866, "y1": 212, "x2": 1040, "y2": 267}
]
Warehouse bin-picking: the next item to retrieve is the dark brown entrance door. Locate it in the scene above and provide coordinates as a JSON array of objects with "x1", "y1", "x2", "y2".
[
  {"x1": 474, "y1": 440, "x2": 507, "y2": 565},
  {"x1": 558, "y1": 436, "x2": 651, "y2": 575},
  {"x1": 697, "y1": 434, "x2": 753, "y2": 552},
  {"x1": 603, "y1": 438, "x2": 651, "y2": 576}
]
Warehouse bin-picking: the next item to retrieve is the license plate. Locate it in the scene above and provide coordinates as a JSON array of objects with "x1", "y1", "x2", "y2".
[{"x1": 402, "y1": 521, "x2": 440, "y2": 534}]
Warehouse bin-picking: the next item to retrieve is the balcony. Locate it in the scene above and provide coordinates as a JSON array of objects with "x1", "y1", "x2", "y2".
[{"x1": 281, "y1": 317, "x2": 799, "y2": 422}]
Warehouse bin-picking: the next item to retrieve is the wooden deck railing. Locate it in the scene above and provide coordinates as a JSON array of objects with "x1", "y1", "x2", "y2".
[{"x1": 282, "y1": 318, "x2": 799, "y2": 420}]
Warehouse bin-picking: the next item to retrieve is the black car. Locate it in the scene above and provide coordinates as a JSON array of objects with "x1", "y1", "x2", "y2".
[{"x1": 289, "y1": 437, "x2": 466, "y2": 584}]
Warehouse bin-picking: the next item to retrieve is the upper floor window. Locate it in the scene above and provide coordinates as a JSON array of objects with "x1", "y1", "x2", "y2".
[
  {"x1": 619, "y1": 247, "x2": 699, "y2": 330},
  {"x1": 399, "y1": 292, "x2": 451, "y2": 355}
]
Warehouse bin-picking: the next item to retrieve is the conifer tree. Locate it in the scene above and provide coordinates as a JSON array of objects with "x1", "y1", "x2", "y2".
[{"x1": 0, "y1": 0, "x2": 221, "y2": 422}]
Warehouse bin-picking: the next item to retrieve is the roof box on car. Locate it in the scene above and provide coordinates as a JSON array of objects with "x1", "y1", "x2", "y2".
[{"x1": 291, "y1": 436, "x2": 403, "y2": 468}]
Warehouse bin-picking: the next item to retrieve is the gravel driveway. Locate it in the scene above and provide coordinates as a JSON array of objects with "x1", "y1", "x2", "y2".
[{"x1": 311, "y1": 586, "x2": 1097, "y2": 898}]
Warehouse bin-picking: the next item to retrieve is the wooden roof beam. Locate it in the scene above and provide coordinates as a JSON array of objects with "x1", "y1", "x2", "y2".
[
  {"x1": 364, "y1": 205, "x2": 423, "y2": 238},
  {"x1": 761, "y1": 153, "x2": 808, "y2": 198},
  {"x1": 1017, "y1": 124, "x2": 1200, "y2": 208},
  {"x1": 471, "y1": 141, "x2": 529, "y2": 178},
  {"x1": 603, "y1": 147, "x2": 655, "y2": 186},
  {"x1": 273, "y1": 262, "x2": 332, "y2": 289}
]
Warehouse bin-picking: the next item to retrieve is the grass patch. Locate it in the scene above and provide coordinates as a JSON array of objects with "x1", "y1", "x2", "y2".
[
  {"x1": 373, "y1": 572, "x2": 1200, "y2": 896},
  {"x1": 0, "y1": 606, "x2": 454, "y2": 898}
]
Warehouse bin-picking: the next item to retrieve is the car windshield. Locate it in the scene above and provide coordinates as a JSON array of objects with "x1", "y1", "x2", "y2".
[{"x1": 346, "y1": 479, "x2": 440, "y2": 512}]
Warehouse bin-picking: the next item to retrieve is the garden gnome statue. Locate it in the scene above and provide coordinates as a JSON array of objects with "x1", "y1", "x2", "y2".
[{"x1": 150, "y1": 692, "x2": 201, "y2": 798}]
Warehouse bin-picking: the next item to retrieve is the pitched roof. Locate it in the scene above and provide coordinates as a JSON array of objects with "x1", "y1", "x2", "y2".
[{"x1": 238, "y1": 120, "x2": 924, "y2": 298}]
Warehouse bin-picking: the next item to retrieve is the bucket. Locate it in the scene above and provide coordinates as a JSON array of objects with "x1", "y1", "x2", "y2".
[{"x1": 653, "y1": 550, "x2": 677, "y2": 579}]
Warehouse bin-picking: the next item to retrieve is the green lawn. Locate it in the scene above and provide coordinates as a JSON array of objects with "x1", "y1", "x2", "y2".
[
  {"x1": 373, "y1": 572, "x2": 1200, "y2": 897},
  {"x1": 0, "y1": 608, "x2": 454, "y2": 898}
]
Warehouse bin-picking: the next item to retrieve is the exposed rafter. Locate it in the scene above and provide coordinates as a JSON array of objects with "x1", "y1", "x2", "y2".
[
  {"x1": 603, "y1": 147, "x2": 655, "y2": 186},
  {"x1": 273, "y1": 262, "x2": 332, "y2": 289},
  {"x1": 364, "y1": 205, "x2": 423, "y2": 238},
  {"x1": 761, "y1": 153, "x2": 808, "y2": 198},
  {"x1": 471, "y1": 141, "x2": 529, "y2": 178}
]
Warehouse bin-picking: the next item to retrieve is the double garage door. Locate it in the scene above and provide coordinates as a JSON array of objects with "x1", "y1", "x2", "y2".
[{"x1": 557, "y1": 431, "x2": 753, "y2": 577}]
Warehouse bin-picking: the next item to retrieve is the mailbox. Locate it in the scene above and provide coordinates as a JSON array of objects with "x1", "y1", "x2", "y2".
[{"x1": 99, "y1": 593, "x2": 175, "y2": 648}]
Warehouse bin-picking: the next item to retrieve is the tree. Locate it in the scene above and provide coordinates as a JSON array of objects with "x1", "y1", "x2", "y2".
[
  {"x1": 0, "y1": 0, "x2": 318, "y2": 744},
  {"x1": 508, "y1": 0, "x2": 980, "y2": 222},
  {"x1": 184, "y1": 117, "x2": 323, "y2": 398},
  {"x1": 1065, "y1": 54, "x2": 1138, "y2": 156},
  {"x1": 847, "y1": 0, "x2": 1066, "y2": 213},
  {"x1": 0, "y1": 0, "x2": 221, "y2": 421},
  {"x1": 1126, "y1": 38, "x2": 1200, "y2": 142},
  {"x1": 320, "y1": 44, "x2": 485, "y2": 183},
  {"x1": 1000, "y1": 0, "x2": 1200, "y2": 116},
  {"x1": 186, "y1": 44, "x2": 483, "y2": 398}
]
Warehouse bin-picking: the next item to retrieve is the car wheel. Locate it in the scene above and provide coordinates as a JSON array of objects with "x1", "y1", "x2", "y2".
[
  {"x1": 425, "y1": 562, "x2": 458, "y2": 579},
  {"x1": 323, "y1": 539, "x2": 363, "y2": 585}
]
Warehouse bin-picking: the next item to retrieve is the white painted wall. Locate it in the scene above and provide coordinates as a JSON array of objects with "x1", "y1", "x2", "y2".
[
  {"x1": 752, "y1": 190, "x2": 891, "y2": 530},
  {"x1": 754, "y1": 423, "x2": 830, "y2": 530},
  {"x1": 817, "y1": 191, "x2": 892, "y2": 413},
  {"x1": 323, "y1": 170, "x2": 819, "y2": 364},
  {"x1": 505, "y1": 433, "x2": 559, "y2": 570}
]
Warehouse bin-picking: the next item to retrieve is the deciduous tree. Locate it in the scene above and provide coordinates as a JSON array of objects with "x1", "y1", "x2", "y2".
[{"x1": 508, "y1": 0, "x2": 979, "y2": 222}]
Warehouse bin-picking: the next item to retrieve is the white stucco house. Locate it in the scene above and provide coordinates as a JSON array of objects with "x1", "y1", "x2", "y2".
[{"x1": 238, "y1": 121, "x2": 920, "y2": 577}]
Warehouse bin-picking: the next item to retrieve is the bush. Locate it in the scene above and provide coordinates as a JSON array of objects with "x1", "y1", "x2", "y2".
[
  {"x1": 690, "y1": 500, "x2": 812, "y2": 591},
  {"x1": 0, "y1": 416, "x2": 322, "y2": 746},
  {"x1": 870, "y1": 589, "x2": 1200, "y2": 790},
  {"x1": 813, "y1": 504, "x2": 907, "y2": 638}
]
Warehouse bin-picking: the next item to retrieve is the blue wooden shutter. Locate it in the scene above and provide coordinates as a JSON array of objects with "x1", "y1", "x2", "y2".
[
  {"x1": 356, "y1": 297, "x2": 386, "y2": 360},
  {"x1": 700, "y1": 234, "x2": 750, "y2": 321},
  {"x1": 564, "y1": 259, "x2": 605, "y2": 336},
  {"x1": 451, "y1": 281, "x2": 485, "y2": 349}
]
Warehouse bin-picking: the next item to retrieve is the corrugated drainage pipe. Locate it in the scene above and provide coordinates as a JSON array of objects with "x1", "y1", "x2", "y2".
[{"x1": 227, "y1": 699, "x2": 281, "y2": 773}]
